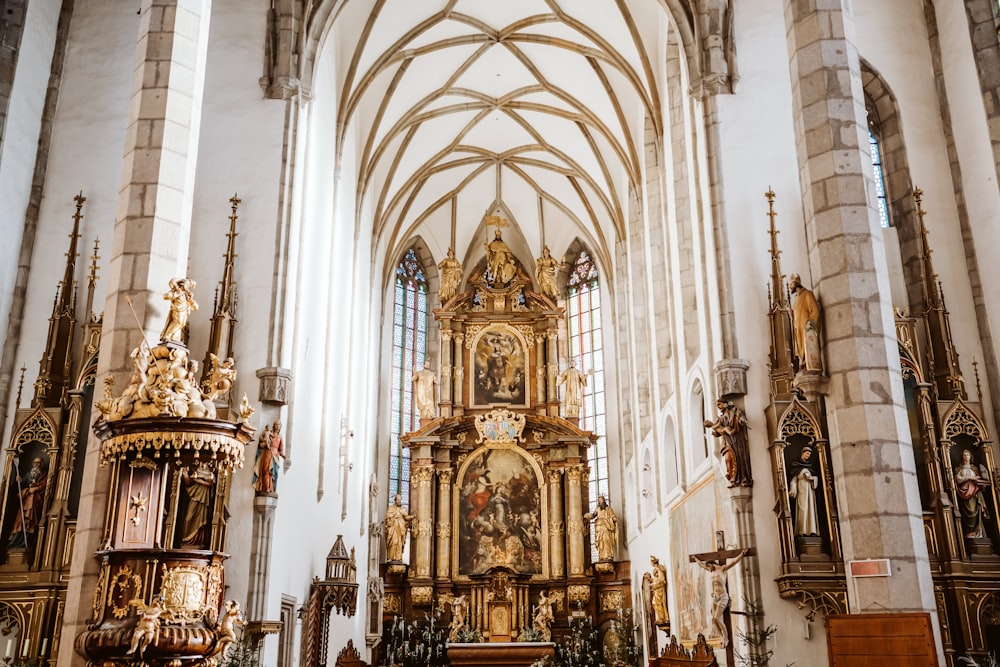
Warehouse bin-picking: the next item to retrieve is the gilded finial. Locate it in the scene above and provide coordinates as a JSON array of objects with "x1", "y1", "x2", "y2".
[
  {"x1": 87, "y1": 238, "x2": 101, "y2": 289},
  {"x1": 973, "y1": 358, "x2": 983, "y2": 405},
  {"x1": 15, "y1": 365, "x2": 26, "y2": 409},
  {"x1": 239, "y1": 393, "x2": 255, "y2": 425}
]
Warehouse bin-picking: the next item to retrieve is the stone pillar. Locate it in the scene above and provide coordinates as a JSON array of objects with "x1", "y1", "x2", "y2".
[
  {"x1": 547, "y1": 469, "x2": 564, "y2": 577},
  {"x1": 411, "y1": 465, "x2": 435, "y2": 578},
  {"x1": 60, "y1": 1, "x2": 211, "y2": 664},
  {"x1": 729, "y1": 487, "x2": 764, "y2": 664},
  {"x1": 247, "y1": 495, "x2": 279, "y2": 620},
  {"x1": 435, "y1": 469, "x2": 453, "y2": 579},
  {"x1": 535, "y1": 335, "x2": 547, "y2": 405},
  {"x1": 565, "y1": 465, "x2": 585, "y2": 576},
  {"x1": 782, "y1": 0, "x2": 938, "y2": 622}
]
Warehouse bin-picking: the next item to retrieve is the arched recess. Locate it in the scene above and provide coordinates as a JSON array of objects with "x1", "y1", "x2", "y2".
[
  {"x1": 686, "y1": 378, "x2": 708, "y2": 472},
  {"x1": 860, "y1": 60, "x2": 921, "y2": 315},
  {"x1": 661, "y1": 413, "x2": 679, "y2": 491}
]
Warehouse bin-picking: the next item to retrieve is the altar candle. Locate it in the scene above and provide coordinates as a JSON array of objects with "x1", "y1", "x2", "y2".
[
  {"x1": 4, "y1": 638, "x2": 11, "y2": 657},
  {"x1": 20, "y1": 639, "x2": 28, "y2": 657},
  {"x1": 39, "y1": 638, "x2": 48, "y2": 657}
]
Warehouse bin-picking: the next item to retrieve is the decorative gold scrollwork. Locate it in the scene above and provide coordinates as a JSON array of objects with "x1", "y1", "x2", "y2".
[{"x1": 159, "y1": 564, "x2": 208, "y2": 624}]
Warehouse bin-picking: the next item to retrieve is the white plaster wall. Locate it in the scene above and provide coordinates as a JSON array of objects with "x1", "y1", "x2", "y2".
[{"x1": 0, "y1": 0, "x2": 59, "y2": 433}]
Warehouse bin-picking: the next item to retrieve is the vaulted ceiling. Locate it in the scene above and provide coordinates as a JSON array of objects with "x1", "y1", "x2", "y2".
[{"x1": 319, "y1": 0, "x2": 691, "y2": 273}]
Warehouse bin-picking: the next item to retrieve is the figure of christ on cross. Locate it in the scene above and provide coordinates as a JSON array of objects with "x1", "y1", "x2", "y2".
[{"x1": 689, "y1": 531, "x2": 754, "y2": 665}]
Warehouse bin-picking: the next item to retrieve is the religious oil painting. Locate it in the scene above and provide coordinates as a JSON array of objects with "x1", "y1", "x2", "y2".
[
  {"x1": 457, "y1": 447, "x2": 542, "y2": 576},
  {"x1": 668, "y1": 481, "x2": 718, "y2": 643},
  {"x1": 473, "y1": 327, "x2": 527, "y2": 406}
]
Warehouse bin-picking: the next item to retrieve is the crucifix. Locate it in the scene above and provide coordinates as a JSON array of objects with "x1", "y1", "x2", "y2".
[{"x1": 689, "y1": 531, "x2": 754, "y2": 665}]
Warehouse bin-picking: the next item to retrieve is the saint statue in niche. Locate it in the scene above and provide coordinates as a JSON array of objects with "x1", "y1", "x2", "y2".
[
  {"x1": 384, "y1": 494, "x2": 413, "y2": 562},
  {"x1": 954, "y1": 448, "x2": 991, "y2": 539},
  {"x1": 787, "y1": 446, "x2": 820, "y2": 536},
  {"x1": 458, "y1": 448, "x2": 541, "y2": 575},
  {"x1": 7, "y1": 456, "x2": 48, "y2": 549}
]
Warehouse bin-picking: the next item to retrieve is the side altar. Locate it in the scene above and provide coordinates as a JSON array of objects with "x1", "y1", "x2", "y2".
[{"x1": 378, "y1": 226, "x2": 633, "y2": 660}]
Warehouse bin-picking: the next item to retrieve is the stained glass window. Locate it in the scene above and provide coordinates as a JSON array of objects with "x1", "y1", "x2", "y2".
[
  {"x1": 566, "y1": 250, "x2": 608, "y2": 516},
  {"x1": 389, "y1": 248, "x2": 427, "y2": 506},
  {"x1": 868, "y1": 118, "x2": 891, "y2": 228}
]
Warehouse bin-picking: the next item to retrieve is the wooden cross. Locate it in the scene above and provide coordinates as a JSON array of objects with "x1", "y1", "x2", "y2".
[{"x1": 688, "y1": 531, "x2": 755, "y2": 665}]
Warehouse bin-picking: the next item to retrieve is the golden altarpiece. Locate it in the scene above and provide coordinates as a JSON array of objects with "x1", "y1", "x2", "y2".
[
  {"x1": 764, "y1": 190, "x2": 1000, "y2": 664},
  {"x1": 379, "y1": 229, "x2": 633, "y2": 655}
]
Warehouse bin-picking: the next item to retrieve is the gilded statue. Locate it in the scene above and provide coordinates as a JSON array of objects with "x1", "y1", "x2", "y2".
[
  {"x1": 787, "y1": 446, "x2": 819, "y2": 536},
  {"x1": 160, "y1": 277, "x2": 198, "y2": 343},
  {"x1": 647, "y1": 556, "x2": 669, "y2": 628},
  {"x1": 7, "y1": 457, "x2": 48, "y2": 548},
  {"x1": 179, "y1": 465, "x2": 215, "y2": 548},
  {"x1": 412, "y1": 362, "x2": 438, "y2": 420},
  {"x1": 205, "y1": 353, "x2": 237, "y2": 400},
  {"x1": 692, "y1": 548, "x2": 748, "y2": 648},
  {"x1": 585, "y1": 495, "x2": 618, "y2": 561},
  {"x1": 789, "y1": 273, "x2": 822, "y2": 373},
  {"x1": 484, "y1": 228, "x2": 517, "y2": 285},
  {"x1": 447, "y1": 593, "x2": 469, "y2": 642},
  {"x1": 384, "y1": 493, "x2": 414, "y2": 562},
  {"x1": 558, "y1": 359, "x2": 587, "y2": 418},
  {"x1": 955, "y1": 448, "x2": 991, "y2": 539},
  {"x1": 704, "y1": 399, "x2": 752, "y2": 487},
  {"x1": 125, "y1": 595, "x2": 165, "y2": 657},
  {"x1": 533, "y1": 590, "x2": 554, "y2": 642},
  {"x1": 216, "y1": 600, "x2": 245, "y2": 660},
  {"x1": 438, "y1": 247, "x2": 463, "y2": 302},
  {"x1": 535, "y1": 246, "x2": 560, "y2": 299}
]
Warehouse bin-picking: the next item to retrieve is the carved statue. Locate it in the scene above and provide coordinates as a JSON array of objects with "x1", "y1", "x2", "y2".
[
  {"x1": 7, "y1": 457, "x2": 48, "y2": 548},
  {"x1": 648, "y1": 556, "x2": 669, "y2": 628},
  {"x1": 438, "y1": 247, "x2": 463, "y2": 302},
  {"x1": 412, "y1": 362, "x2": 438, "y2": 420},
  {"x1": 384, "y1": 494, "x2": 413, "y2": 562},
  {"x1": 535, "y1": 246, "x2": 560, "y2": 299},
  {"x1": 179, "y1": 465, "x2": 215, "y2": 548},
  {"x1": 789, "y1": 273, "x2": 822, "y2": 372},
  {"x1": 692, "y1": 549, "x2": 748, "y2": 648},
  {"x1": 558, "y1": 359, "x2": 587, "y2": 418},
  {"x1": 205, "y1": 353, "x2": 237, "y2": 401},
  {"x1": 585, "y1": 495, "x2": 618, "y2": 561},
  {"x1": 484, "y1": 228, "x2": 517, "y2": 285},
  {"x1": 704, "y1": 399, "x2": 752, "y2": 487},
  {"x1": 160, "y1": 277, "x2": 198, "y2": 343},
  {"x1": 955, "y1": 448, "x2": 991, "y2": 539},
  {"x1": 533, "y1": 590, "x2": 554, "y2": 642},
  {"x1": 215, "y1": 600, "x2": 245, "y2": 660},
  {"x1": 252, "y1": 422, "x2": 285, "y2": 495},
  {"x1": 787, "y1": 446, "x2": 820, "y2": 536},
  {"x1": 125, "y1": 595, "x2": 165, "y2": 657},
  {"x1": 447, "y1": 593, "x2": 469, "y2": 642}
]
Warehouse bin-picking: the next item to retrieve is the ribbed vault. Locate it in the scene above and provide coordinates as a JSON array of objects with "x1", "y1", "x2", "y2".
[{"x1": 312, "y1": 0, "x2": 694, "y2": 272}]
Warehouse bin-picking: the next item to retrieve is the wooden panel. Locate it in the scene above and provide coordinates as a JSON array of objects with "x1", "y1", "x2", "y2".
[{"x1": 827, "y1": 613, "x2": 938, "y2": 667}]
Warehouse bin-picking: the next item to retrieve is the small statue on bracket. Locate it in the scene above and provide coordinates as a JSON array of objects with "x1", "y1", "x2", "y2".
[
  {"x1": 584, "y1": 494, "x2": 618, "y2": 562},
  {"x1": 384, "y1": 494, "x2": 414, "y2": 562},
  {"x1": 252, "y1": 422, "x2": 285, "y2": 495},
  {"x1": 412, "y1": 362, "x2": 438, "y2": 420},
  {"x1": 704, "y1": 399, "x2": 752, "y2": 487},
  {"x1": 789, "y1": 273, "x2": 822, "y2": 373}
]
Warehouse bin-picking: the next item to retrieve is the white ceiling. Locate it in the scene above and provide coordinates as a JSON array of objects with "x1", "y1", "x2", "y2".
[{"x1": 324, "y1": 0, "x2": 684, "y2": 274}]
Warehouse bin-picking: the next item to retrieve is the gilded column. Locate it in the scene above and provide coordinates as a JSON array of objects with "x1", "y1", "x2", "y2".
[
  {"x1": 546, "y1": 332, "x2": 559, "y2": 415},
  {"x1": 440, "y1": 329, "x2": 453, "y2": 412},
  {"x1": 453, "y1": 333, "x2": 465, "y2": 411},
  {"x1": 547, "y1": 469, "x2": 565, "y2": 577},
  {"x1": 436, "y1": 469, "x2": 453, "y2": 579},
  {"x1": 411, "y1": 465, "x2": 436, "y2": 578},
  {"x1": 565, "y1": 465, "x2": 586, "y2": 576},
  {"x1": 535, "y1": 335, "x2": 547, "y2": 404}
]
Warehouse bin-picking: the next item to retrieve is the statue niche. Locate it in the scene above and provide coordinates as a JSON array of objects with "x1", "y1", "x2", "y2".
[{"x1": 456, "y1": 445, "x2": 544, "y2": 577}]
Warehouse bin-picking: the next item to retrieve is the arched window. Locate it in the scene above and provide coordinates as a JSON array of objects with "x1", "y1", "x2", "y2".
[
  {"x1": 389, "y1": 247, "x2": 428, "y2": 505},
  {"x1": 566, "y1": 249, "x2": 608, "y2": 506},
  {"x1": 867, "y1": 110, "x2": 891, "y2": 228}
]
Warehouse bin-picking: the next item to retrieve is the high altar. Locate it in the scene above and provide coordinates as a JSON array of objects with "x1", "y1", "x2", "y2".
[{"x1": 380, "y1": 226, "x2": 632, "y2": 655}]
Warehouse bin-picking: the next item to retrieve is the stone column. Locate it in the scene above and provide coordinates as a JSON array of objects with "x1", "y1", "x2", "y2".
[
  {"x1": 547, "y1": 469, "x2": 565, "y2": 577},
  {"x1": 247, "y1": 495, "x2": 278, "y2": 620},
  {"x1": 435, "y1": 469, "x2": 453, "y2": 579},
  {"x1": 782, "y1": 0, "x2": 938, "y2": 622},
  {"x1": 60, "y1": 2, "x2": 211, "y2": 664},
  {"x1": 411, "y1": 465, "x2": 436, "y2": 578},
  {"x1": 565, "y1": 465, "x2": 585, "y2": 576}
]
